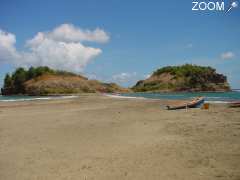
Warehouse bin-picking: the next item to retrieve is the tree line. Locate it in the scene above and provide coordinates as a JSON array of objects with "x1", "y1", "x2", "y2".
[{"x1": 1, "y1": 66, "x2": 77, "y2": 95}]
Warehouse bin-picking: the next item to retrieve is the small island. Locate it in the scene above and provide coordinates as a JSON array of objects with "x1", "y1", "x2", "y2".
[
  {"x1": 1, "y1": 64, "x2": 231, "y2": 96},
  {"x1": 132, "y1": 64, "x2": 230, "y2": 92},
  {"x1": 1, "y1": 66, "x2": 129, "y2": 96}
]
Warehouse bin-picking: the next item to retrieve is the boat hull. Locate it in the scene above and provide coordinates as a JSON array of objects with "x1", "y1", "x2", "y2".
[
  {"x1": 167, "y1": 98, "x2": 204, "y2": 110},
  {"x1": 229, "y1": 101, "x2": 240, "y2": 108}
]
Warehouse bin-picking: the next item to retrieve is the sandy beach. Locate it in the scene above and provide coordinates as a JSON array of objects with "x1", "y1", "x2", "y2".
[{"x1": 0, "y1": 94, "x2": 239, "y2": 180}]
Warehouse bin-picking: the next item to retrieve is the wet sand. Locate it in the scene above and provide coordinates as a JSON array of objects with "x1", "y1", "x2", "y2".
[{"x1": 0, "y1": 94, "x2": 239, "y2": 180}]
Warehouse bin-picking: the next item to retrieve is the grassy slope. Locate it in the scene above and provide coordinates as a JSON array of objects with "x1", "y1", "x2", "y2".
[
  {"x1": 24, "y1": 74, "x2": 130, "y2": 95},
  {"x1": 132, "y1": 64, "x2": 230, "y2": 92}
]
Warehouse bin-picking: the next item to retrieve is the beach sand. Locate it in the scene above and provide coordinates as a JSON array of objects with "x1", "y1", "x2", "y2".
[{"x1": 0, "y1": 94, "x2": 239, "y2": 180}]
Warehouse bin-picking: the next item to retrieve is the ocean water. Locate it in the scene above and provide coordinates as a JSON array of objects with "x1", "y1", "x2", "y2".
[
  {"x1": 120, "y1": 91, "x2": 240, "y2": 103},
  {"x1": 1, "y1": 92, "x2": 240, "y2": 103},
  {"x1": 0, "y1": 95, "x2": 78, "y2": 102}
]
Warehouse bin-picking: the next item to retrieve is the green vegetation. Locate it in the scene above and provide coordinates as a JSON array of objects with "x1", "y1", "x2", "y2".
[
  {"x1": 1, "y1": 66, "x2": 79, "y2": 95},
  {"x1": 1, "y1": 66, "x2": 130, "y2": 95},
  {"x1": 1, "y1": 64, "x2": 230, "y2": 95},
  {"x1": 133, "y1": 64, "x2": 230, "y2": 92},
  {"x1": 153, "y1": 64, "x2": 216, "y2": 77}
]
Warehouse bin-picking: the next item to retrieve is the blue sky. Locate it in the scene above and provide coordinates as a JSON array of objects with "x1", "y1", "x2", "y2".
[{"x1": 0, "y1": 0, "x2": 239, "y2": 88}]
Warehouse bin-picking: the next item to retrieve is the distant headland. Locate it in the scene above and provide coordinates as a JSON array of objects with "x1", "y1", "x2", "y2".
[
  {"x1": 1, "y1": 66, "x2": 129, "y2": 96},
  {"x1": 132, "y1": 64, "x2": 230, "y2": 92},
  {"x1": 1, "y1": 64, "x2": 231, "y2": 96}
]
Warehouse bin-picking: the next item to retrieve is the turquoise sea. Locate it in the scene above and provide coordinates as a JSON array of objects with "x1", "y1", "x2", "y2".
[
  {"x1": 120, "y1": 91, "x2": 240, "y2": 103},
  {"x1": 1, "y1": 91, "x2": 240, "y2": 103},
  {"x1": 0, "y1": 95, "x2": 78, "y2": 102}
]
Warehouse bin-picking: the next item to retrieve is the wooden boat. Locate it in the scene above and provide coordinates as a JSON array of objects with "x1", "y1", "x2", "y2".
[
  {"x1": 229, "y1": 101, "x2": 240, "y2": 108},
  {"x1": 166, "y1": 97, "x2": 205, "y2": 110}
]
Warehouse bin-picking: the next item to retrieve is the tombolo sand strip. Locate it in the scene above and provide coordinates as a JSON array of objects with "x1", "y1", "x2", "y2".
[{"x1": 0, "y1": 94, "x2": 239, "y2": 180}]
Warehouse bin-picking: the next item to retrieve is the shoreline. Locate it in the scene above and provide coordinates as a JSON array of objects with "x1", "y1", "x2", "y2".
[
  {"x1": 0, "y1": 92, "x2": 238, "y2": 104},
  {"x1": 0, "y1": 94, "x2": 79, "y2": 102},
  {"x1": 103, "y1": 93, "x2": 233, "y2": 104}
]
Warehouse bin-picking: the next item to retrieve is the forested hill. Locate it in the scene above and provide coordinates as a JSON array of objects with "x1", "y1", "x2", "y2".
[
  {"x1": 132, "y1": 64, "x2": 230, "y2": 92},
  {"x1": 1, "y1": 66, "x2": 129, "y2": 95}
]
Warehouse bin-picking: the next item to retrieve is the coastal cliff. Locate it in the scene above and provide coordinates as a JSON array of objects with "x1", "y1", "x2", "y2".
[
  {"x1": 132, "y1": 64, "x2": 230, "y2": 92},
  {"x1": 1, "y1": 67, "x2": 129, "y2": 95}
]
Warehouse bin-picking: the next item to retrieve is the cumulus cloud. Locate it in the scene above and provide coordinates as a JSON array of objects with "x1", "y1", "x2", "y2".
[
  {"x1": 111, "y1": 72, "x2": 151, "y2": 87},
  {"x1": 0, "y1": 24, "x2": 110, "y2": 73},
  {"x1": 0, "y1": 30, "x2": 19, "y2": 62},
  {"x1": 112, "y1": 72, "x2": 137, "y2": 83},
  {"x1": 22, "y1": 37, "x2": 101, "y2": 72},
  {"x1": 221, "y1": 51, "x2": 235, "y2": 60},
  {"x1": 27, "y1": 24, "x2": 109, "y2": 45}
]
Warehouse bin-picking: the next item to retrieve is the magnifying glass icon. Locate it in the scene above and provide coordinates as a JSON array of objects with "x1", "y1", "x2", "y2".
[{"x1": 226, "y1": 0, "x2": 238, "y2": 13}]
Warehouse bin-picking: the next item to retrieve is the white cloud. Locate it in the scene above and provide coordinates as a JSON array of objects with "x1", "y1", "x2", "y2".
[
  {"x1": 21, "y1": 38, "x2": 101, "y2": 72},
  {"x1": 144, "y1": 74, "x2": 151, "y2": 79},
  {"x1": 27, "y1": 24, "x2": 109, "y2": 45},
  {"x1": 0, "y1": 24, "x2": 110, "y2": 73},
  {"x1": 0, "y1": 29, "x2": 16, "y2": 49},
  {"x1": 221, "y1": 51, "x2": 235, "y2": 60},
  {"x1": 0, "y1": 30, "x2": 19, "y2": 63},
  {"x1": 111, "y1": 72, "x2": 152, "y2": 87},
  {"x1": 112, "y1": 72, "x2": 137, "y2": 83}
]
